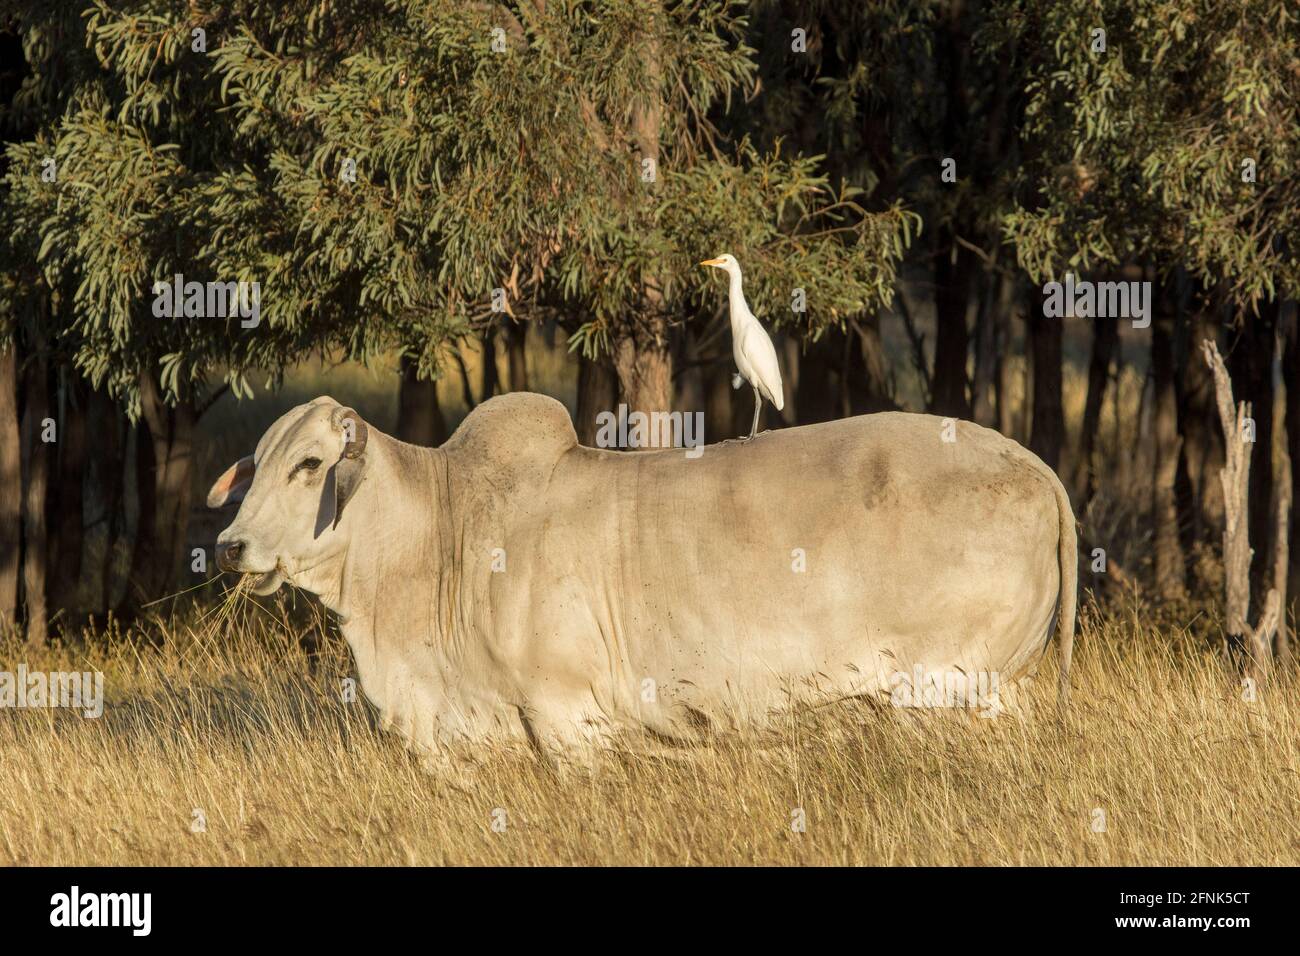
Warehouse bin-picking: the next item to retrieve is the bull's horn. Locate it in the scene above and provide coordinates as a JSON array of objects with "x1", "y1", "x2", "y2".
[{"x1": 331, "y1": 406, "x2": 368, "y2": 459}]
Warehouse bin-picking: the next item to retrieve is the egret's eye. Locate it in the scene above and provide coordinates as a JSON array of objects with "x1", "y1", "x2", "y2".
[{"x1": 290, "y1": 456, "x2": 322, "y2": 479}]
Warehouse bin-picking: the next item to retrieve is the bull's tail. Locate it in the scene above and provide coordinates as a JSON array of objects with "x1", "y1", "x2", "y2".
[{"x1": 1052, "y1": 474, "x2": 1078, "y2": 708}]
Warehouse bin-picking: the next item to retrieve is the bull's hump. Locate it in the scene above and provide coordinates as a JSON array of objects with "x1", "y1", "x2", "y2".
[{"x1": 443, "y1": 392, "x2": 578, "y2": 492}]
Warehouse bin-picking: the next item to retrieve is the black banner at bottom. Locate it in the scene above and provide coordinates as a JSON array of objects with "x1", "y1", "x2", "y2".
[{"x1": 0, "y1": 866, "x2": 1282, "y2": 942}]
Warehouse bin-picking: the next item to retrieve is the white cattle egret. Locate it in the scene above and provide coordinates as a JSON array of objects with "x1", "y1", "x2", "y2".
[{"x1": 700, "y1": 253, "x2": 785, "y2": 441}]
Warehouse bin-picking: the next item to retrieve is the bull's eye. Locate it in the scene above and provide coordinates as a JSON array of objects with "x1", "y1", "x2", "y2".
[{"x1": 290, "y1": 456, "x2": 323, "y2": 479}]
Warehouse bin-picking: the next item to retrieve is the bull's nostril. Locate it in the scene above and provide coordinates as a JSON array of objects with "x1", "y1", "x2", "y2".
[{"x1": 218, "y1": 540, "x2": 245, "y2": 571}]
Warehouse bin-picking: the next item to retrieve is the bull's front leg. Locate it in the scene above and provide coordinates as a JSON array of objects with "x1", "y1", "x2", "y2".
[
  {"x1": 411, "y1": 743, "x2": 481, "y2": 789},
  {"x1": 517, "y1": 698, "x2": 615, "y2": 773},
  {"x1": 508, "y1": 590, "x2": 619, "y2": 769}
]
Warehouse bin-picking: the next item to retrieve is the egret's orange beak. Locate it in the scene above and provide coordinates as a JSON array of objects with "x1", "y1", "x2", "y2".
[{"x1": 700, "y1": 258, "x2": 725, "y2": 267}]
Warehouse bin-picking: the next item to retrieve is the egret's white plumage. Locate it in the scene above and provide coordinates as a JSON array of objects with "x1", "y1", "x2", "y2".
[{"x1": 701, "y1": 253, "x2": 784, "y2": 441}]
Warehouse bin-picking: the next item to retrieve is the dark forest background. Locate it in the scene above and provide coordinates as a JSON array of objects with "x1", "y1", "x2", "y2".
[{"x1": 1, "y1": 1, "x2": 1297, "y2": 675}]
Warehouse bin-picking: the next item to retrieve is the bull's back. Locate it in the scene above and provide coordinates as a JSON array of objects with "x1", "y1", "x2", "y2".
[{"x1": 546, "y1": 413, "x2": 1063, "y2": 714}]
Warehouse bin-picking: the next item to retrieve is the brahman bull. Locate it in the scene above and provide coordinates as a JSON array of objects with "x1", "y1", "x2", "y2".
[{"x1": 209, "y1": 394, "x2": 1076, "y2": 758}]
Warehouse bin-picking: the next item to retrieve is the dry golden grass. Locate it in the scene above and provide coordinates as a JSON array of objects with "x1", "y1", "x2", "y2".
[
  {"x1": 1, "y1": 590, "x2": 1296, "y2": 866},
  {"x1": 9, "y1": 322, "x2": 1293, "y2": 865}
]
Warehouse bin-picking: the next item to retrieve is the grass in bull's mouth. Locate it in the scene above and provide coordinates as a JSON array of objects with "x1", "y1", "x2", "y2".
[{"x1": 0, "y1": 593, "x2": 1296, "y2": 866}]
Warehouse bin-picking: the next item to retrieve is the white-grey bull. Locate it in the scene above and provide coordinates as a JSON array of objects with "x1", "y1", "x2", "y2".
[{"x1": 209, "y1": 394, "x2": 1076, "y2": 759}]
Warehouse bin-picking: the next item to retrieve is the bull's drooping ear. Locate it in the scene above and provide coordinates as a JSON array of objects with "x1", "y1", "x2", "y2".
[
  {"x1": 207, "y1": 455, "x2": 255, "y2": 508},
  {"x1": 331, "y1": 407, "x2": 368, "y2": 527}
]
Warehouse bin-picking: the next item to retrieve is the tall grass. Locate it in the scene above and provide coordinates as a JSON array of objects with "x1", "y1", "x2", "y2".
[{"x1": 1, "y1": 592, "x2": 1295, "y2": 866}]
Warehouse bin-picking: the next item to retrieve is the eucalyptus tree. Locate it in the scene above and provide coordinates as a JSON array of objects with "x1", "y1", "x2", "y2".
[
  {"x1": 2, "y1": 2, "x2": 314, "y2": 607},
  {"x1": 212, "y1": 0, "x2": 919, "y2": 430},
  {"x1": 739, "y1": 0, "x2": 1031, "y2": 431},
  {"x1": 2, "y1": 0, "x2": 921, "y2": 615},
  {"x1": 1000, "y1": 0, "x2": 1300, "y2": 611}
]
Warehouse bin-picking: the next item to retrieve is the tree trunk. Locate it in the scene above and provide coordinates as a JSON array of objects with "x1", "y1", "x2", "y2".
[
  {"x1": 1228, "y1": 303, "x2": 1276, "y2": 607},
  {"x1": 150, "y1": 389, "x2": 195, "y2": 603},
  {"x1": 613, "y1": 323, "x2": 672, "y2": 440},
  {"x1": 971, "y1": 271, "x2": 1005, "y2": 428},
  {"x1": 930, "y1": 0, "x2": 975, "y2": 421},
  {"x1": 1114, "y1": 337, "x2": 1133, "y2": 491},
  {"x1": 123, "y1": 418, "x2": 155, "y2": 613},
  {"x1": 51, "y1": 373, "x2": 88, "y2": 609},
  {"x1": 0, "y1": 347, "x2": 20, "y2": 625},
  {"x1": 1134, "y1": 374, "x2": 1161, "y2": 503},
  {"x1": 781, "y1": 337, "x2": 800, "y2": 425},
  {"x1": 480, "y1": 329, "x2": 499, "y2": 401},
  {"x1": 396, "y1": 354, "x2": 447, "y2": 447},
  {"x1": 1205, "y1": 339, "x2": 1280, "y2": 681},
  {"x1": 20, "y1": 353, "x2": 50, "y2": 646},
  {"x1": 1151, "y1": 309, "x2": 1187, "y2": 600},
  {"x1": 450, "y1": 347, "x2": 477, "y2": 412},
  {"x1": 574, "y1": 352, "x2": 618, "y2": 447},
  {"x1": 91, "y1": 388, "x2": 126, "y2": 615},
  {"x1": 995, "y1": 293, "x2": 1018, "y2": 439},
  {"x1": 1078, "y1": 318, "x2": 1117, "y2": 509},
  {"x1": 1178, "y1": 298, "x2": 1223, "y2": 556},
  {"x1": 614, "y1": 19, "x2": 671, "y2": 433},
  {"x1": 852, "y1": 315, "x2": 899, "y2": 414},
  {"x1": 1269, "y1": 324, "x2": 1291, "y2": 659},
  {"x1": 126, "y1": 373, "x2": 196, "y2": 608},
  {"x1": 1284, "y1": 302, "x2": 1300, "y2": 649},
  {"x1": 931, "y1": 238, "x2": 974, "y2": 419},
  {"x1": 704, "y1": 357, "x2": 734, "y2": 443},
  {"x1": 1028, "y1": 306, "x2": 1063, "y2": 471},
  {"x1": 838, "y1": 330, "x2": 854, "y2": 418},
  {"x1": 796, "y1": 334, "x2": 839, "y2": 426},
  {"x1": 506, "y1": 321, "x2": 529, "y2": 392}
]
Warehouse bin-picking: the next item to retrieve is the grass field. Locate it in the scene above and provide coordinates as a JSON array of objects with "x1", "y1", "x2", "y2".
[
  {"x1": 1, "y1": 590, "x2": 1296, "y2": 866},
  {"x1": 4, "y1": 322, "x2": 1295, "y2": 867}
]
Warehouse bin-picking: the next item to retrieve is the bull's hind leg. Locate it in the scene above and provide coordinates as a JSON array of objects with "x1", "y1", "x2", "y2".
[{"x1": 976, "y1": 675, "x2": 1036, "y2": 720}]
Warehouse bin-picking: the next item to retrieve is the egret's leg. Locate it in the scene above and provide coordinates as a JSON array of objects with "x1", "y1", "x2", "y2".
[{"x1": 747, "y1": 386, "x2": 761, "y2": 441}]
